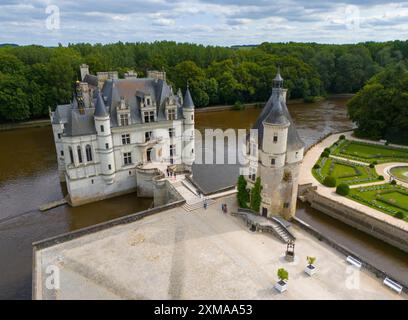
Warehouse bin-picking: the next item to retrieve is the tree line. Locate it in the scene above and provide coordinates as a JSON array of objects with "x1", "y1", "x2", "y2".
[{"x1": 0, "y1": 40, "x2": 407, "y2": 122}]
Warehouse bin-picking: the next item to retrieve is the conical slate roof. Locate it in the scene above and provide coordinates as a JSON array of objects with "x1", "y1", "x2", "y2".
[
  {"x1": 252, "y1": 73, "x2": 304, "y2": 151},
  {"x1": 94, "y1": 90, "x2": 108, "y2": 117},
  {"x1": 264, "y1": 100, "x2": 289, "y2": 126},
  {"x1": 183, "y1": 86, "x2": 194, "y2": 109}
]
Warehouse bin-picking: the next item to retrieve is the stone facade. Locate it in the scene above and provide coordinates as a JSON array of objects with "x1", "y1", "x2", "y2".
[
  {"x1": 50, "y1": 65, "x2": 195, "y2": 206},
  {"x1": 245, "y1": 71, "x2": 304, "y2": 220}
]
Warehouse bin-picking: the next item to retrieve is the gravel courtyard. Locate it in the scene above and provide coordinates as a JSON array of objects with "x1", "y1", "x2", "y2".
[{"x1": 34, "y1": 195, "x2": 404, "y2": 300}]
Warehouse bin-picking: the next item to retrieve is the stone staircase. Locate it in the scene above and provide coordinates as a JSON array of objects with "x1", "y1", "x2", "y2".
[
  {"x1": 170, "y1": 179, "x2": 215, "y2": 212},
  {"x1": 233, "y1": 209, "x2": 296, "y2": 244}
]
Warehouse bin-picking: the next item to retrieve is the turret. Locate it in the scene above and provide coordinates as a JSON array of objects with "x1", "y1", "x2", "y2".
[
  {"x1": 94, "y1": 90, "x2": 115, "y2": 183},
  {"x1": 182, "y1": 85, "x2": 195, "y2": 167}
]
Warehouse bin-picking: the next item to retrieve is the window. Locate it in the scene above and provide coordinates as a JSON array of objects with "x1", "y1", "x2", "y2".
[
  {"x1": 100, "y1": 125, "x2": 104, "y2": 132},
  {"x1": 273, "y1": 133, "x2": 278, "y2": 143},
  {"x1": 144, "y1": 111, "x2": 155, "y2": 123},
  {"x1": 283, "y1": 202, "x2": 290, "y2": 209},
  {"x1": 60, "y1": 150, "x2": 64, "y2": 156},
  {"x1": 145, "y1": 131, "x2": 153, "y2": 142},
  {"x1": 105, "y1": 143, "x2": 109, "y2": 149},
  {"x1": 146, "y1": 98, "x2": 150, "y2": 106},
  {"x1": 120, "y1": 114, "x2": 129, "y2": 126},
  {"x1": 170, "y1": 144, "x2": 176, "y2": 157},
  {"x1": 271, "y1": 158, "x2": 276, "y2": 165},
  {"x1": 68, "y1": 147, "x2": 74, "y2": 164},
  {"x1": 122, "y1": 134, "x2": 130, "y2": 145},
  {"x1": 169, "y1": 128, "x2": 175, "y2": 138},
  {"x1": 191, "y1": 115, "x2": 194, "y2": 121},
  {"x1": 91, "y1": 179, "x2": 94, "y2": 184},
  {"x1": 86, "y1": 145, "x2": 92, "y2": 162},
  {"x1": 108, "y1": 164, "x2": 112, "y2": 170},
  {"x1": 191, "y1": 148, "x2": 194, "y2": 154},
  {"x1": 249, "y1": 167, "x2": 256, "y2": 182},
  {"x1": 57, "y1": 133, "x2": 61, "y2": 139},
  {"x1": 123, "y1": 152, "x2": 132, "y2": 165},
  {"x1": 77, "y1": 146, "x2": 83, "y2": 163},
  {"x1": 168, "y1": 109, "x2": 176, "y2": 120}
]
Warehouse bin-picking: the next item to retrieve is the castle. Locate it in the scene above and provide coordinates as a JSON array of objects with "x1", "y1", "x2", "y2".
[
  {"x1": 245, "y1": 71, "x2": 304, "y2": 220},
  {"x1": 50, "y1": 65, "x2": 195, "y2": 206}
]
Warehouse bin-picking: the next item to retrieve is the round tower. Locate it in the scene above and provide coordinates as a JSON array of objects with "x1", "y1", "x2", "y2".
[
  {"x1": 182, "y1": 85, "x2": 195, "y2": 167},
  {"x1": 94, "y1": 90, "x2": 116, "y2": 184}
]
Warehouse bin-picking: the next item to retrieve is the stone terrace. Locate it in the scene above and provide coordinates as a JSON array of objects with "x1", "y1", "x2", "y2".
[{"x1": 34, "y1": 195, "x2": 404, "y2": 300}]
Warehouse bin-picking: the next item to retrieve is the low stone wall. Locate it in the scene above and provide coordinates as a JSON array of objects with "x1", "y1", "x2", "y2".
[
  {"x1": 293, "y1": 217, "x2": 408, "y2": 293},
  {"x1": 304, "y1": 188, "x2": 408, "y2": 253}
]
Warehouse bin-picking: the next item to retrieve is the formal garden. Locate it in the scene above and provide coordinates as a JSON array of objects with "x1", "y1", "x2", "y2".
[
  {"x1": 330, "y1": 139, "x2": 408, "y2": 164},
  {"x1": 347, "y1": 183, "x2": 408, "y2": 221},
  {"x1": 312, "y1": 155, "x2": 381, "y2": 187}
]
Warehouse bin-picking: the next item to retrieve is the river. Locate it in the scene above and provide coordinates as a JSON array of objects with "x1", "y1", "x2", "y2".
[{"x1": 0, "y1": 97, "x2": 407, "y2": 299}]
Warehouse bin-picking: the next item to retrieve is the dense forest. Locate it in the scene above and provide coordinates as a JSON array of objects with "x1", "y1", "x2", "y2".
[
  {"x1": 347, "y1": 65, "x2": 408, "y2": 144},
  {"x1": 0, "y1": 40, "x2": 407, "y2": 123}
]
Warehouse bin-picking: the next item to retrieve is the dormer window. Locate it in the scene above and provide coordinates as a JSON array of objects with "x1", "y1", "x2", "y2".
[
  {"x1": 120, "y1": 114, "x2": 129, "y2": 126},
  {"x1": 168, "y1": 109, "x2": 176, "y2": 120},
  {"x1": 146, "y1": 98, "x2": 151, "y2": 106},
  {"x1": 144, "y1": 111, "x2": 155, "y2": 123}
]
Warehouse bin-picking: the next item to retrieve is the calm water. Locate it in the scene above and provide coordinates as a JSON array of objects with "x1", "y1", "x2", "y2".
[{"x1": 0, "y1": 97, "x2": 407, "y2": 299}]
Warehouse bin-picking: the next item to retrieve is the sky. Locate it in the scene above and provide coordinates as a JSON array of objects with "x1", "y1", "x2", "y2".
[{"x1": 0, "y1": 0, "x2": 407, "y2": 46}]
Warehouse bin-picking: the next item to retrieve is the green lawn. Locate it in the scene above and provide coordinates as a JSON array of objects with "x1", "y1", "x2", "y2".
[
  {"x1": 331, "y1": 140, "x2": 408, "y2": 163},
  {"x1": 348, "y1": 184, "x2": 408, "y2": 221},
  {"x1": 312, "y1": 157, "x2": 380, "y2": 186}
]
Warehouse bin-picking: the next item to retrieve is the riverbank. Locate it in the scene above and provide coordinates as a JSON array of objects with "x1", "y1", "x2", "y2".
[{"x1": 0, "y1": 119, "x2": 50, "y2": 131}]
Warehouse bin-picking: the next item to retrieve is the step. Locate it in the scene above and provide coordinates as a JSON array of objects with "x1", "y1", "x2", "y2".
[{"x1": 182, "y1": 199, "x2": 215, "y2": 212}]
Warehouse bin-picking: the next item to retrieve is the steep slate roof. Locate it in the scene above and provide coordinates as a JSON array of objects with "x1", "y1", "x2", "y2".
[
  {"x1": 57, "y1": 76, "x2": 186, "y2": 136},
  {"x1": 52, "y1": 104, "x2": 71, "y2": 124},
  {"x1": 64, "y1": 108, "x2": 96, "y2": 137},
  {"x1": 182, "y1": 86, "x2": 195, "y2": 109},
  {"x1": 264, "y1": 99, "x2": 289, "y2": 126},
  {"x1": 94, "y1": 90, "x2": 108, "y2": 117},
  {"x1": 101, "y1": 78, "x2": 184, "y2": 127},
  {"x1": 252, "y1": 84, "x2": 304, "y2": 151}
]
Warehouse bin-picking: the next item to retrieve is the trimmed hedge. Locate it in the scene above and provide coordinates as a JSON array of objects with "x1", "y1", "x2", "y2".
[
  {"x1": 391, "y1": 180, "x2": 397, "y2": 185},
  {"x1": 321, "y1": 151, "x2": 330, "y2": 158},
  {"x1": 313, "y1": 164, "x2": 320, "y2": 170},
  {"x1": 323, "y1": 176, "x2": 337, "y2": 187},
  {"x1": 394, "y1": 212, "x2": 405, "y2": 219},
  {"x1": 336, "y1": 183, "x2": 350, "y2": 196},
  {"x1": 339, "y1": 135, "x2": 346, "y2": 140}
]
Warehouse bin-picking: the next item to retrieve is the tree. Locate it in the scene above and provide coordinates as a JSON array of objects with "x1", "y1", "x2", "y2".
[
  {"x1": 237, "y1": 175, "x2": 249, "y2": 208},
  {"x1": 0, "y1": 74, "x2": 30, "y2": 121},
  {"x1": 323, "y1": 176, "x2": 337, "y2": 187},
  {"x1": 347, "y1": 65, "x2": 408, "y2": 144},
  {"x1": 307, "y1": 256, "x2": 316, "y2": 266},
  {"x1": 277, "y1": 268, "x2": 289, "y2": 282},
  {"x1": 250, "y1": 177, "x2": 262, "y2": 212},
  {"x1": 336, "y1": 184, "x2": 350, "y2": 196}
]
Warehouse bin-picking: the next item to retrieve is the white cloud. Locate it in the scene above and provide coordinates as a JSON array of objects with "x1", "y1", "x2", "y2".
[{"x1": 0, "y1": 0, "x2": 407, "y2": 46}]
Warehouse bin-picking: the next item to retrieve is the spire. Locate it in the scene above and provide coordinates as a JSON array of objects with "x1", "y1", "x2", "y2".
[
  {"x1": 183, "y1": 84, "x2": 194, "y2": 109},
  {"x1": 273, "y1": 67, "x2": 284, "y2": 88},
  {"x1": 94, "y1": 89, "x2": 108, "y2": 118}
]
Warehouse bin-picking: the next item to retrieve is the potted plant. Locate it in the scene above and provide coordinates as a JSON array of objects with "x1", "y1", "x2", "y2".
[
  {"x1": 305, "y1": 256, "x2": 316, "y2": 276},
  {"x1": 275, "y1": 268, "x2": 289, "y2": 293}
]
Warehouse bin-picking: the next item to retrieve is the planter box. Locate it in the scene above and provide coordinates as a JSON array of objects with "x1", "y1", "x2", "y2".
[
  {"x1": 304, "y1": 264, "x2": 316, "y2": 276},
  {"x1": 274, "y1": 280, "x2": 287, "y2": 293}
]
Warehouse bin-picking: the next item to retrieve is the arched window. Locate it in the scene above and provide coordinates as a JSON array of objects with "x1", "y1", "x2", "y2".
[
  {"x1": 86, "y1": 145, "x2": 93, "y2": 162},
  {"x1": 77, "y1": 146, "x2": 83, "y2": 163},
  {"x1": 68, "y1": 147, "x2": 74, "y2": 164}
]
